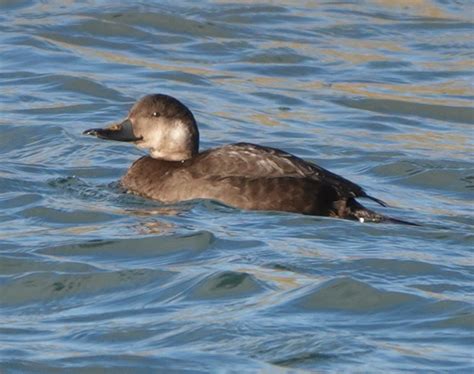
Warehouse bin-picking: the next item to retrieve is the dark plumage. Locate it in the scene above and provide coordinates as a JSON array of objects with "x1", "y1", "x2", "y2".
[{"x1": 84, "y1": 94, "x2": 416, "y2": 224}]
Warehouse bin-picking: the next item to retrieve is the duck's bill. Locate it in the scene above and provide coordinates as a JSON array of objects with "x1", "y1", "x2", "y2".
[{"x1": 83, "y1": 119, "x2": 142, "y2": 142}]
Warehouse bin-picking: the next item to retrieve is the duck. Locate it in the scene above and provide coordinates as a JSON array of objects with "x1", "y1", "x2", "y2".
[{"x1": 84, "y1": 93, "x2": 415, "y2": 224}]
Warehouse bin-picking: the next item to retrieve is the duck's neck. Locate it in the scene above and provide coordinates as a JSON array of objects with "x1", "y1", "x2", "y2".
[{"x1": 149, "y1": 148, "x2": 197, "y2": 161}]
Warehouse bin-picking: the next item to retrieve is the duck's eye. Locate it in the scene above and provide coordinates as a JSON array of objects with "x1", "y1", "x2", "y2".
[{"x1": 152, "y1": 112, "x2": 161, "y2": 118}]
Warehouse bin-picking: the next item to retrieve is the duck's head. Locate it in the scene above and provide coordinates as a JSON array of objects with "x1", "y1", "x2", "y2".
[{"x1": 84, "y1": 94, "x2": 199, "y2": 161}]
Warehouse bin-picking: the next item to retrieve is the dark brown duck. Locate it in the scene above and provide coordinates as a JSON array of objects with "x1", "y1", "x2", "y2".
[{"x1": 84, "y1": 94, "x2": 415, "y2": 224}]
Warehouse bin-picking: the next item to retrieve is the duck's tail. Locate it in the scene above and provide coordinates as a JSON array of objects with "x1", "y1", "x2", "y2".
[{"x1": 346, "y1": 198, "x2": 419, "y2": 226}]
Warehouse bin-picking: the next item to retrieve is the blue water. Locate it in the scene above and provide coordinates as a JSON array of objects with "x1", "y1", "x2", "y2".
[{"x1": 1, "y1": 1, "x2": 473, "y2": 373}]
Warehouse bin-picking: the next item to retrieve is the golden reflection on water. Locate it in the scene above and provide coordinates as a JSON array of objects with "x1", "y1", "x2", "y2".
[
  {"x1": 214, "y1": 0, "x2": 469, "y2": 21},
  {"x1": 423, "y1": 59, "x2": 474, "y2": 72},
  {"x1": 387, "y1": 131, "x2": 472, "y2": 152},
  {"x1": 320, "y1": 48, "x2": 392, "y2": 64},
  {"x1": 137, "y1": 220, "x2": 175, "y2": 235},
  {"x1": 248, "y1": 113, "x2": 282, "y2": 127},
  {"x1": 372, "y1": 0, "x2": 458, "y2": 19},
  {"x1": 339, "y1": 39, "x2": 408, "y2": 53},
  {"x1": 0, "y1": 224, "x2": 101, "y2": 239},
  {"x1": 311, "y1": 82, "x2": 473, "y2": 108}
]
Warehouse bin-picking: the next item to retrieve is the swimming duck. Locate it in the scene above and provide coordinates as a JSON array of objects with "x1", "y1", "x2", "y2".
[{"x1": 84, "y1": 94, "x2": 414, "y2": 224}]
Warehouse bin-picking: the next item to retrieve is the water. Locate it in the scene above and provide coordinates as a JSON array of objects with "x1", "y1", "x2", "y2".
[{"x1": 1, "y1": 0, "x2": 473, "y2": 372}]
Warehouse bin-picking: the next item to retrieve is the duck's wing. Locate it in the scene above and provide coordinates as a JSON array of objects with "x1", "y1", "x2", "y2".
[
  {"x1": 190, "y1": 143, "x2": 313, "y2": 178},
  {"x1": 187, "y1": 143, "x2": 387, "y2": 206}
]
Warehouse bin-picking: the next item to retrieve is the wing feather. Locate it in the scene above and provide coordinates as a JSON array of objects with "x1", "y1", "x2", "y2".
[{"x1": 185, "y1": 143, "x2": 379, "y2": 203}]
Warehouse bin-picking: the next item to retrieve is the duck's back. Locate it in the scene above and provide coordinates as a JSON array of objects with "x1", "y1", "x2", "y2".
[{"x1": 121, "y1": 143, "x2": 380, "y2": 216}]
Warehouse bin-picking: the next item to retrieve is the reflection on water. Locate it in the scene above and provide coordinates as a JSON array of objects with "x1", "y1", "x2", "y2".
[{"x1": 1, "y1": 0, "x2": 473, "y2": 372}]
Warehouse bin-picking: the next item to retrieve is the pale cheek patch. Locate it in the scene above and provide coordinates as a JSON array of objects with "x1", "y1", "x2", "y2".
[
  {"x1": 170, "y1": 121, "x2": 188, "y2": 143},
  {"x1": 138, "y1": 128, "x2": 163, "y2": 150}
]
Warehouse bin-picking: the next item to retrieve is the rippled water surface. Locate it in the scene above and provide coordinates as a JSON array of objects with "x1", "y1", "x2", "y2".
[{"x1": 1, "y1": 1, "x2": 473, "y2": 372}]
